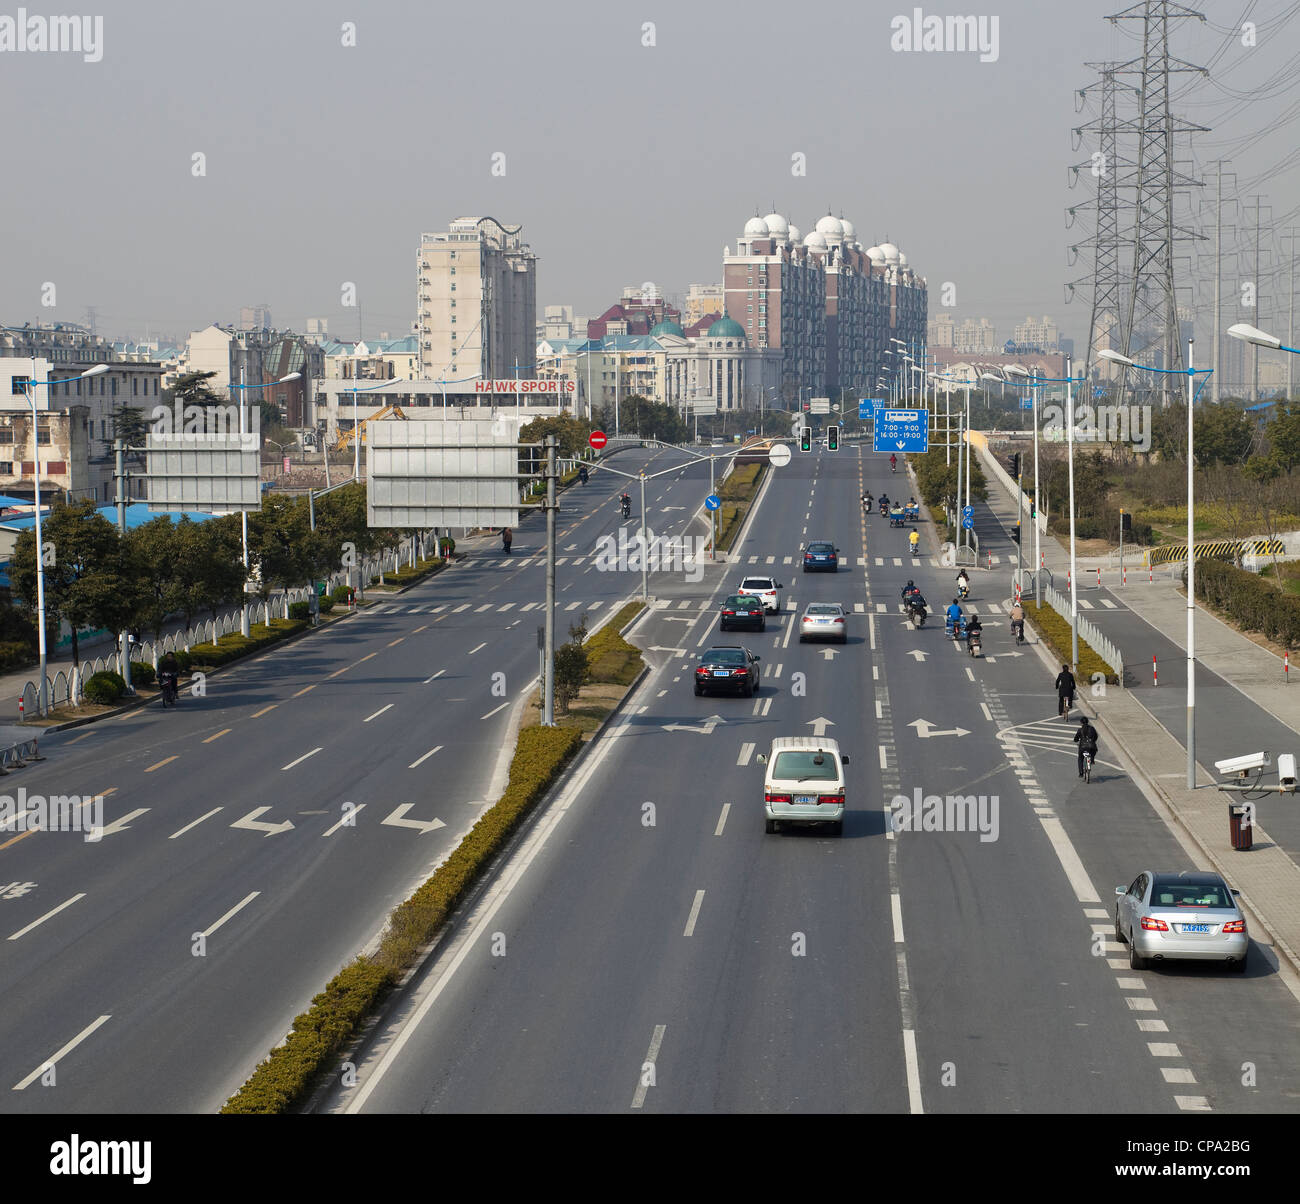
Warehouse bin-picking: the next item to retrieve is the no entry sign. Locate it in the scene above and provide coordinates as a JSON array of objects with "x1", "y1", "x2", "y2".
[{"x1": 589, "y1": 430, "x2": 607, "y2": 450}]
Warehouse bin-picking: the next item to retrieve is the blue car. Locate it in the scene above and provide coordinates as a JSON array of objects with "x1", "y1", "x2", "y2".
[{"x1": 801, "y1": 541, "x2": 840, "y2": 572}]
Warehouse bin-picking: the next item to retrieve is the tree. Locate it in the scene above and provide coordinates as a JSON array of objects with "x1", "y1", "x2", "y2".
[
  {"x1": 174, "y1": 517, "x2": 245, "y2": 626},
  {"x1": 519, "y1": 414, "x2": 592, "y2": 459},
  {"x1": 124, "y1": 517, "x2": 186, "y2": 642},
  {"x1": 552, "y1": 615, "x2": 589, "y2": 715},
  {"x1": 1266, "y1": 404, "x2": 1300, "y2": 474},
  {"x1": 1193, "y1": 404, "x2": 1252, "y2": 468}
]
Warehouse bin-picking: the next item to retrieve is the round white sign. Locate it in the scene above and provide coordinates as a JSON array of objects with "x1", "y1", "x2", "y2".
[{"x1": 768, "y1": 443, "x2": 792, "y2": 467}]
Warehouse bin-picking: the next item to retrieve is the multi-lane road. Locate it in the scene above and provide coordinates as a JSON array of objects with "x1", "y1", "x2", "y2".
[{"x1": 4, "y1": 442, "x2": 1299, "y2": 1115}]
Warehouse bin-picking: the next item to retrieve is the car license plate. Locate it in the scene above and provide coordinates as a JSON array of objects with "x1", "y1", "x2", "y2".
[
  {"x1": 794, "y1": 794, "x2": 816, "y2": 805},
  {"x1": 712, "y1": 670, "x2": 729, "y2": 676},
  {"x1": 1181, "y1": 923, "x2": 1211, "y2": 933}
]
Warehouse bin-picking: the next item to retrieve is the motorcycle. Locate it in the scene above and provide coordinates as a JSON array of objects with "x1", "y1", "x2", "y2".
[
  {"x1": 1011, "y1": 618, "x2": 1025, "y2": 645},
  {"x1": 945, "y1": 614, "x2": 965, "y2": 640},
  {"x1": 620, "y1": 498, "x2": 631, "y2": 519},
  {"x1": 879, "y1": 501, "x2": 889, "y2": 518},
  {"x1": 909, "y1": 602, "x2": 926, "y2": 629},
  {"x1": 957, "y1": 581, "x2": 970, "y2": 600},
  {"x1": 966, "y1": 629, "x2": 983, "y2": 657}
]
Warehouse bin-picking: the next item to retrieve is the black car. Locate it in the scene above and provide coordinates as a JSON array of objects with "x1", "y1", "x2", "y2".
[
  {"x1": 802, "y1": 541, "x2": 840, "y2": 572},
  {"x1": 694, "y1": 646, "x2": 761, "y2": 697},
  {"x1": 720, "y1": 594, "x2": 766, "y2": 631}
]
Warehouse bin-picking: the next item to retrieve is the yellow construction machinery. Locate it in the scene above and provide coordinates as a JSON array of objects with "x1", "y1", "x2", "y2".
[{"x1": 333, "y1": 404, "x2": 408, "y2": 452}]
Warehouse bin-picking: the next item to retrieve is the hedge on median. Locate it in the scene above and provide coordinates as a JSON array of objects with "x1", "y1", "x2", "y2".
[
  {"x1": 1188, "y1": 558, "x2": 1300, "y2": 649},
  {"x1": 1022, "y1": 598, "x2": 1119, "y2": 685},
  {"x1": 373, "y1": 556, "x2": 446, "y2": 589},
  {"x1": 714, "y1": 463, "x2": 765, "y2": 552},
  {"x1": 187, "y1": 619, "x2": 307, "y2": 669},
  {"x1": 222, "y1": 722, "x2": 584, "y2": 1114},
  {"x1": 583, "y1": 602, "x2": 646, "y2": 685}
]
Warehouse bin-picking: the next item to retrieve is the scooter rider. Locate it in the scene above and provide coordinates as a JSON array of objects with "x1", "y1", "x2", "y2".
[
  {"x1": 909, "y1": 528, "x2": 920, "y2": 555},
  {"x1": 158, "y1": 650, "x2": 180, "y2": 705},
  {"x1": 956, "y1": 568, "x2": 970, "y2": 597},
  {"x1": 890, "y1": 453, "x2": 898, "y2": 472},
  {"x1": 965, "y1": 611, "x2": 983, "y2": 652},
  {"x1": 945, "y1": 597, "x2": 963, "y2": 634},
  {"x1": 902, "y1": 579, "x2": 918, "y2": 602},
  {"x1": 1074, "y1": 717, "x2": 1099, "y2": 777}
]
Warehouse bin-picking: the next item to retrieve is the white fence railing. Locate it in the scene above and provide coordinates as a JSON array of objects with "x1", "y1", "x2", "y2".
[
  {"x1": 1044, "y1": 583, "x2": 1124, "y2": 683},
  {"x1": 14, "y1": 532, "x2": 441, "y2": 719}
]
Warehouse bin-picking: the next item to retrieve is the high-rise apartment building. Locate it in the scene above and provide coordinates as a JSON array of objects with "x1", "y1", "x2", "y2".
[
  {"x1": 1012, "y1": 315, "x2": 1060, "y2": 350},
  {"x1": 416, "y1": 217, "x2": 537, "y2": 382},
  {"x1": 685, "y1": 284, "x2": 724, "y2": 327}
]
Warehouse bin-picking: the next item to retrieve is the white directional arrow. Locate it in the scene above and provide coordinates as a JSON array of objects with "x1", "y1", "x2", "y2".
[
  {"x1": 564, "y1": 544, "x2": 578, "y2": 551},
  {"x1": 906, "y1": 649, "x2": 929, "y2": 662},
  {"x1": 661, "y1": 617, "x2": 695, "y2": 623},
  {"x1": 94, "y1": 808, "x2": 149, "y2": 837},
  {"x1": 807, "y1": 716, "x2": 836, "y2": 737},
  {"x1": 908, "y1": 718, "x2": 970, "y2": 739},
  {"x1": 231, "y1": 807, "x2": 295, "y2": 836},
  {"x1": 821, "y1": 648, "x2": 839, "y2": 660},
  {"x1": 1000, "y1": 651, "x2": 1024, "y2": 658},
  {"x1": 649, "y1": 646, "x2": 687, "y2": 655},
  {"x1": 664, "y1": 716, "x2": 726, "y2": 735},
  {"x1": 895, "y1": 440, "x2": 907, "y2": 450},
  {"x1": 662, "y1": 506, "x2": 686, "y2": 511},
  {"x1": 381, "y1": 805, "x2": 447, "y2": 835}
]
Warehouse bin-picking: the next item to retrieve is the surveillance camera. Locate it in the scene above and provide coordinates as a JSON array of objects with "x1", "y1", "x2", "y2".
[
  {"x1": 1213, "y1": 751, "x2": 1271, "y2": 777},
  {"x1": 1278, "y1": 753, "x2": 1297, "y2": 791}
]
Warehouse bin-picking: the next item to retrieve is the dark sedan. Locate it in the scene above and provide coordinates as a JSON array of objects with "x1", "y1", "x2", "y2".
[
  {"x1": 802, "y1": 541, "x2": 840, "y2": 572},
  {"x1": 694, "y1": 646, "x2": 761, "y2": 697},
  {"x1": 719, "y1": 594, "x2": 766, "y2": 632}
]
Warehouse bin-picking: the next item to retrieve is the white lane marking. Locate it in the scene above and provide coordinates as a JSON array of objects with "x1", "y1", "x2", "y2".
[
  {"x1": 1078, "y1": 599, "x2": 1094, "y2": 610},
  {"x1": 1083, "y1": 906, "x2": 1108, "y2": 918},
  {"x1": 781, "y1": 617, "x2": 796, "y2": 649},
  {"x1": 890, "y1": 894, "x2": 905, "y2": 943},
  {"x1": 1116, "y1": 977, "x2": 1145, "y2": 990},
  {"x1": 714, "y1": 804, "x2": 730, "y2": 836},
  {"x1": 632, "y1": 1026, "x2": 666, "y2": 1109},
  {"x1": 1161, "y1": 1067, "x2": 1197, "y2": 1084},
  {"x1": 855, "y1": 603, "x2": 865, "y2": 613},
  {"x1": 281, "y1": 747, "x2": 323, "y2": 771},
  {"x1": 965, "y1": 667, "x2": 975, "y2": 681},
  {"x1": 1175, "y1": 1096, "x2": 1212, "y2": 1111},
  {"x1": 875, "y1": 557, "x2": 884, "y2": 566},
  {"x1": 902, "y1": 1028, "x2": 924, "y2": 1116},
  {"x1": 1101, "y1": 599, "x2": 1118, "y2": 609},
  {"x1": 869, "y1": 614, "x2": 877, "y2": 650},
  {"x1": 7, "y1": 893, "x2": 85, "y2": 942},
  {"x1": 980, "y1": 703, "x2": 993, "y2": 721},
  {"x1": 761, "y1": 697, "x2": 771, "y2": 715},
  {"x1": 683, "y1": 890, "x2": 706, "y2": 937},
  {"x1": 565, "y1": 602, "x2": 581, "y2": 611},
  {"x1": 481, "y1": 702, "x2": 509, "y2": 720},
  {"x1": 875, "y1": 603, "x2": 887, "y2": 613},
  {"x1": 1037, "y1": 817, "x2": 1100, "y2": 903},
  {"x1": 892, "y1": 558, "x2": 902, "y2": 567},
  {"x1": 873, "y1": 665, "x2": 879, "y2": 680},
  {"x1": 499, "y1": 602, "x2": 515, "y2": 612},
  {"x1": 322, "y1": 805, "x2": 366, "y2": 837},
  {"x1": 169, "y1": 808, "x2": 223, "y2": 839},
  {"x1": 878, "y1": 745, "x2": 888, "y2": 769},
  {"x1": 1137, "y1": 1019, "x2": 1169, "y2": 1032},
  {"x1": 875, "y1": 700, "x2": 883, "y2": 719},
  {"x1": 453, "y1": 604, "x2": 471, "y2": 613},
  {"x1": 12, "y1": 1014, "x2": 112, "y2": 1090},
  {"x1": 409, "y1": 746, "x2": 443, "y2": 769},
  {"x1": 468, "y1": 642, "x2": 487, "y2": 654},
  {"x1": 519, "y1": 603, "x2": 537, "y2": 611},
  {"x1": 1148, "y1": 1043, "x2": 1182, "y2": 1057},
  {"x1": 737, "y1": 743, "x2": 754, "y2": 766},
  {"x1": 1126, "y1": 997, "x2": 1158, "y2": 1011},
  {"x1": 424, "y1": 670, "x2": 445, "y2": 683},
  {"x1": 773, "y1": 663, "x2": 783, "y2": 677},
  {"x1": 201, "y1": 891, "x2": 260, "y2": 939},
  {"x1": 363, "y1": 704, "x2": 394, "y2": 723}
]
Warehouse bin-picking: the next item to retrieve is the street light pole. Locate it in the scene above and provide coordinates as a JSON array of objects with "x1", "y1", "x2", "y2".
[
  {"x1": 1186, "y1": 339, "x2": 1196, "y2": 789},
  {"x1": 1066, "y1": 356, "x2": 1079, "y2": 672}
]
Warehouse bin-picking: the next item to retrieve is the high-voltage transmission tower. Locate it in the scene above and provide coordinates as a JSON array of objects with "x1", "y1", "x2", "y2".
[
  {"x1": 1068, "y1": 63, "x2": 1138, "y2": 384},
  {"x1": 1108, "y1": 1, "x2": 1207, "y2": 404}
]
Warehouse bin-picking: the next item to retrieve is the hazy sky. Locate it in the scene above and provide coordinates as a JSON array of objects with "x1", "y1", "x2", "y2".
[{"x1": 2, "y1": 0, "x2": 1297, "y2": 351}]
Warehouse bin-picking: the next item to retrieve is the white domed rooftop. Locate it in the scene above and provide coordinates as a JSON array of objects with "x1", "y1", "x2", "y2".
[
  {"x1": 866, "y1": 245, "x2": 886, "y2": 263},
  {"x1": 803, "y1": 231, "x2": 829, "y2": 251},
  {"x1": 788, "y1": 224, "x2": 801, "y2": 244},
  {"x1": 840, "y1": 218, "x2": 856, "y2": 240},
  {"x1": 879, "y1": 242, "x2": 901, "y2": 263},
  {"x1": 815, "y1": 214, "x2": 844, "y2": 239},
  {"x1": 762, "y1": 213, "x2": 789, "y2": 237},
  {"x1": 744, "y1": 216, "x2": 769, "y2": 238}
]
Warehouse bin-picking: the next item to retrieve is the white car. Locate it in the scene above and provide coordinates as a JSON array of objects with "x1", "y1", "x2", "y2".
[
  {"x1": 799, "y1": 602, "x2": 847, "y2": 643},
  {"x1": 757, "y1": 736, "x2": 849, "y2": 835},
  {"x1": 737, "y1": 575, "x2": 783, "y2": 614}
]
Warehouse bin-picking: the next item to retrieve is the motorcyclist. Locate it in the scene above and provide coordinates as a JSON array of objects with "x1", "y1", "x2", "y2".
[
  {"x1": 965, "y1": 611, "x2": 983, "y2": 652},
  {"x1": 501, "y1": 526, "x2": 513, "y2": 554},
  {"x1": 909, "y1": 529, "x2": 920, "y2": 555},
  {"x1": 890, "y1": 453, "x2": 898, "y2": 472},
  {"x1": 620, "y1": 492, "x2": 631, "y2": 517},
  {"x1": 1074, "y1": 717, "x2": 1099, "y2": 777},
  {"x1": 956, "y1": 568, "x2": 970, "y2": 597},
  {"x1": 902, "y1": 579, "x2": 917, "y2": 602},
  {"x1": 945, "y1": 598, "x2": 963, "y2": 634},
  {"x1": 862, "y1": 490, "x2": 873, "y2": 511},
  {"x1": 1009, "y1": 600, "x2": 1025, "y2": 642},
  {"x1": 158, "y1": 651, "x2": 180, "y2": 704},
  {"x1": 579, "y1": 465, "x2": 589, "y2": 485},
  {"x1": 1055, "y1": 664, "x2": 1077, "y2": 719}
]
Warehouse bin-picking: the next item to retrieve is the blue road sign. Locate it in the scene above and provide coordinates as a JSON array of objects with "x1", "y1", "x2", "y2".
[
  {"x1": 1019, "y1": 397, "x2": 1034, "y2": 410},
  {"x1": 858, "y1": 398, "x2": 876, "y2": 420},
  {"x1": 872, "y1": 408, "x2": 929, "y2": 454},
  {"x1": 962, "y1": 515, "x2": 975, "y2": 530},
  {"x1": 705, "y1": 494, "x2": 721, "y2": 511},
  {"x1": 961, "y1": 505, "x2": 974, "y2": 519}
]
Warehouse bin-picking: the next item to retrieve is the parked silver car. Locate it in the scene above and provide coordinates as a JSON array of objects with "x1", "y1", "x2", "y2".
[
  {"x1": 1114, "y1": 870, "x2": 1248, "y2": 972},
  {"x1": 799, "y1": 602, "x2": 847, "y2": 643}
]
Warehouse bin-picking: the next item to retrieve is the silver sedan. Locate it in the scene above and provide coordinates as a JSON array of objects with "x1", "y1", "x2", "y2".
[
  {"x1": 1114, "y1": 869, "x2": 1249, "y2": 972},
  {"x1": 799, "y1": 602, "x2": 847, "y2": 644}
]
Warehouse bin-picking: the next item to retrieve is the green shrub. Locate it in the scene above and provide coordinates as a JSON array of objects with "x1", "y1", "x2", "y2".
[
  {"x1": 174, "y1": 650, "x2": 193, "y2": 673},
  {"x1": 0, "y1": 640, "x2": 32, "y2": 671},
  {"x1": 1188, "y1": 559, "x2": 1300, "y2": 648},
  {"x1": 584, "y1": 611, "x2": 645, "y2": 685},
  {"x1": 318, "y1": 597, "x2": 335, "y2": 614},
  {"x1": 1022, "y1": 600, "x2": 1118, "y2": 684},
  {"x1": 130, "y1": 660, "x2": 156, "y2": 686},
  {"x1": 188, "y1": 620, "x2": 306, "y2": 668},
  {"x1": 331, "y1": 585, "x2": 352, "y2": 604},
  {"x1": 288, "y1": 600, "x2": 311, "y2": 621},
  {"x1": 84, "y1": 671, "x2": 127, "y2": 705}
]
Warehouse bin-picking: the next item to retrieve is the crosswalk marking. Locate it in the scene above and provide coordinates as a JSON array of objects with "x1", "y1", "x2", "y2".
[
  {"x1": 453, "y1": 604, "x2": 471, "y2": 613},
  {"x1": 875, "y1": 557, "x2": 884, "y2": 566},
  {"x1": 876, "y1": 603, "x2": 887, "y2": 613},
  {"x1": 765, "y1": 555, "x2": 775, "y2": 564},
  {"x1": 892, "y1": 558, "x2": 902, "y2": 567},
  {"x1": 854, "y1": 603, "x2": 865, "y2": 613},
  {"x1": 782, "y1": 556, "x2": 793, "y2": 564},
  {"x1": 499, "y1": 602, "x2": 514, "y2": 612},
  {"x1": 565, "y1": 601, "x2": 581, "y2": 611},
  {"x1": 1078, "y1": 599, "x2": 1094, "y2": 610},
  {"x1": 519, "y1": 602, "x2": 537, "y2": 611},
  {"x1": 475, "y1": 603, "x2": 493, "y2": 612},
  {"x1": 1100, "y1": 598, "x2": 1118, "y2": 608},
  {"x1": 556, "y1": 557, "x2": 568, "y2": 566}
]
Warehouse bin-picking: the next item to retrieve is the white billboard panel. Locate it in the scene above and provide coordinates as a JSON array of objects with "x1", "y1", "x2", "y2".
[
  {"x1": 145, "y1": 435, "x2": 261, "y2": 514},
  {"x1": 367, "y1": 420, "x2": 521, "y2": 528}
]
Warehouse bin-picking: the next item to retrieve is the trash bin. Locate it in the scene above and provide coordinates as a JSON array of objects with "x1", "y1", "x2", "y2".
[{"x1": 1228, "y1": 803, "x2": 1253, "y2": 851}]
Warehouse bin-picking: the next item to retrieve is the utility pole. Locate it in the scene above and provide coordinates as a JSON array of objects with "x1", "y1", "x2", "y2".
[
  {"x1": 542, "y1": 434, "x2": 556, "y2": 726},
  {"x1": 1250, "y1": 195, "x2": 1266, "y2": 403},
  {"x1": 1212, "y1": 161, "x2": 1222, "y2": 403},
  {"x1": 1287, "y1": 228, "x2": 1298, "y2": 401},
  {"x1": 114, "y1": 430, "x2": 134, "y2": 696}
]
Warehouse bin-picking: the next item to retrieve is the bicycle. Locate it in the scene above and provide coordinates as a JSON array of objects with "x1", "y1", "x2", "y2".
[
  {"x1": 1060, "y1": 694, "x2": 1074, "y2": 723},
  {"x1": 1081, "y1": 748, "x2": 1094, "y2": 784}
]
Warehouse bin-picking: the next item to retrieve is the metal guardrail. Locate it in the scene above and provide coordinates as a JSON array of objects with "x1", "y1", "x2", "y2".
[{"x1": 1044, "y1": 583, "x2": 1124, "y2": 681}]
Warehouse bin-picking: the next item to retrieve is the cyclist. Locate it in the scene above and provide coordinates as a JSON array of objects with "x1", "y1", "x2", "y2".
[
  {"x1": 890, "y1": 453, "x2": 898, "y2": 473},
  {"x1": 1074, "y1": 717, "x2": 1099, "y2": 778},
  {"x1": 1056, "y1": 664, "x2": 1077, "y2": 720}
]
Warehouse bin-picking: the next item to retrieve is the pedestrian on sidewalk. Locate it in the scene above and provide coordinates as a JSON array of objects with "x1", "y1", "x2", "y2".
[{"x1": 1056, "y1": 664, "x2": 1076, "y2": 720}]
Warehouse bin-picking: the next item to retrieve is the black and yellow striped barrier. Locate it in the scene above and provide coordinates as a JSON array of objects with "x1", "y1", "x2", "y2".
[{"x1": 1149, "y1": 539, "x2": 1285, "y2": 566}]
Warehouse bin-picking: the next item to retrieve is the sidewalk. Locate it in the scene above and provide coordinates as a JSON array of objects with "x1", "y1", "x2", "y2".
[{"x1": 976, "y1": 437, "x2": 1300, "y2": 980}]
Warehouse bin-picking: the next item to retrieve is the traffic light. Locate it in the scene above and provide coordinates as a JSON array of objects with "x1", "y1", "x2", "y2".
[
  {"x1": 1010, "y1": 452, "x2": 1021, "y2": 478},
  {"x1": 1121, "y1": 510, "x2": 1132, "y2": 532},
  {"x1": 1012, "y1": 521, "x2": 1021, "y2": 544},
  {"x1": 800, "y1": 426, "x2": 812, "y2": 453},
  {"x1": 827, "y1": 425, "x2": 838, "y2": 451}
]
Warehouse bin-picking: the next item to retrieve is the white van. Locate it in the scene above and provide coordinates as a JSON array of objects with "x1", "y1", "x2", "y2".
[{"x1": 757, "y1": 737, "x2": 849, "y2": 835}]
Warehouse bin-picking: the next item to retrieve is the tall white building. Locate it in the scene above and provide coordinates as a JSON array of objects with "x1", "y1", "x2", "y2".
[
  {"x1": 416, "y1": 217, "x2": 537, "y2": 382},
  {"x1": 1013, "y1": 315, "x2": 1060, "y2": 350}
]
